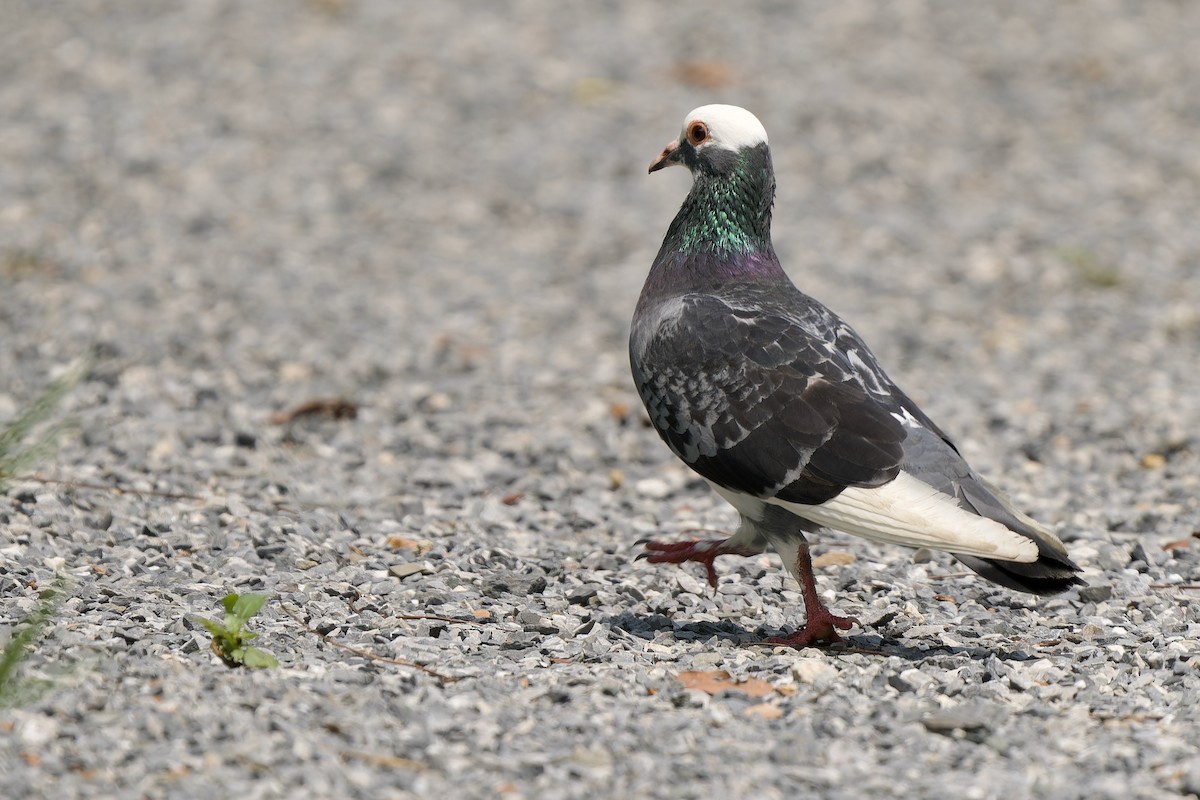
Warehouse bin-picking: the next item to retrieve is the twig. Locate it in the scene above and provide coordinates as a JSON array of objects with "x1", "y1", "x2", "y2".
[
  {"x1": 21, "y1": 473, "x2": 364, "y2": 518},
  {"x1": 1149, "y1": 583, "x2": 1200, "y2": 590},
  {"x1": 20, "y1": 474, "x2": 206, "y2": 502},
  {"x1": 928, "y1": 572, "x2": 974, "y2": 581},
  {"x1": 392, "y1": 613, "x2": 486, "y2": 625},
  {"x1": 339, "y1": 749, "x2": 425, "y2": 771},
  {"x1": 280, "y1": 604, "x2": 460, "y2": 683},
  {"x1": 745, "y1": 640, "x2": 890, "y2": 657},
  {"x1": 270, "y1": 397, "x2": 358, "y2": 425},
  {"x1": 1091, "y1": 712, "x2": 1165, "y2": 723}
]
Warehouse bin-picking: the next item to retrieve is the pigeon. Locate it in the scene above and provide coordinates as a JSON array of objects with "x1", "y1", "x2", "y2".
[{"x1": 630, "y1": 105, "x2": 1083, "y2": 648}]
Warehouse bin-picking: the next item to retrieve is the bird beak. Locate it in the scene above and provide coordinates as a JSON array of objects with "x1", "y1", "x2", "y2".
[{"x1": 648, "y1": 139, "x2": 683, "y2": 174}]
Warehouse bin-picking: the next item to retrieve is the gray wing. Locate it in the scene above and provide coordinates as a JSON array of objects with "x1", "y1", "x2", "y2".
[{"x1": 630, "y1": 285, "x2": 909, "y2": 505}]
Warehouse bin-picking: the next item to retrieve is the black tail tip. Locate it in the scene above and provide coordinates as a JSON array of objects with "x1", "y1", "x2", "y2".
[{"x1": 955, "y1": 554, "x2": 1085, "y2": 597}]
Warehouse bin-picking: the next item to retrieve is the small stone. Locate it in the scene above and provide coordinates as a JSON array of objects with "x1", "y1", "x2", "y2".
[
  {"x1": 1077, "y1": 585, "x2": 1113, "y2": 603},
  {"x1": 791, "y1": 659, "x2": 837, "y2": 685},
  {"x1": 16, "y1": 713, "x2": 59, "y2": 747},
  {"x1": 566, "y1": 584, "x2": 600, "y2": 605},
  {"x1": 891, "y1": 668, "x2": 934, "y2": 693},
  {"x1": 1096, "y1": 545, "x2": 1128, "y2": 572},
  {"x1": 570, "y1": 744, "x2": 614, "y2": 769},
  {"x1": 389, "y1": 562, "x2": 429, "y2": 579},
  {"x1": 921, "y1": 703, "x2": 1004, "y2": 735},
  {"x1": 675, "y1": 571, "x2": 707, "y2": 595},
  {"x1": 635, "y1": 478, "x2": 672, "y2": 499}
]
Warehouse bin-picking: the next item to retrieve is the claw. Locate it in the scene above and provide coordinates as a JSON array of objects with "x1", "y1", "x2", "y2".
[
  {"x1": 758, "y1": 540, "x2": 859, "y2": 649},
  {"x1": 762, "y1": 613, "x2": 859, "y2": 649},
  {"x1": 633, "y1": 536, "x2": 761, "y2": 592}
]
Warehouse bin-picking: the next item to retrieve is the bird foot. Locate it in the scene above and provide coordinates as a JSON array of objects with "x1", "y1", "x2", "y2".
[
  {"x1": 763, "y1": 610, "x2": 859, "y2": 649},
  {"x1": 635, "y1": 538, "x2": 759, "y2": 589}
]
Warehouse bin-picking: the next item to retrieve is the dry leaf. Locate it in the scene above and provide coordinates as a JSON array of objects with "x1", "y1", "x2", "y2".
[
  {"x1": 734, "y1": 677, "x2": 774, "y2": 698},
  {"x1": 501, "y1": 491, "x2": 525, "y2": 505},
  {"x1": 471, "y1": 609, "x2": 492, "y2": 619},
  {"x1": 743, "y1": 703, "x2": 784, "y2": 720},
  {"x1": 340, "y1": 749, "x2": 425, "y2": 771},
  {"x1": 676, "y1": 670, "x2": 774, "y2": 697},
  {"x1": 270, "y1": 397, "x2": 358, "y2": 424},
  {"x1": 676, "y1": 669, "x2": 731, "y2": 694},
  {"x1": 934, "y1": 594, "x2": 956, "y2": 603},
  {"x1": 811, "y1": 551, "x2": 855, "y2": 567},
  {"x1": 1140, "y1": 453, "x2": 1166, "y2": 469},
  {"x1": 673, "y1": 60, "x2": 734, "y2": 89},
  {"x1": 387, "y1": 535, "x2": 426, "y2": 550},
  {"x1": 1163, "y1": 538, "x2": 1193, "y2": 551}
]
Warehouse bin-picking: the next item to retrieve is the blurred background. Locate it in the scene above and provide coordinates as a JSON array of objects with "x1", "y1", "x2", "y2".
[
  {"x1": 3, "y1": 2, "x2": 1200, "y2": 797},
  {"x1": 3, "y1": 0, "x2": 1199, "y2": 528}
]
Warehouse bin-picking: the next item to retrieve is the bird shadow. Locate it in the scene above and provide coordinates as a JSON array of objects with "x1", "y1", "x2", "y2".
[{"x1": 603, "y1": 611, "x2": 1044, "y2": 664}]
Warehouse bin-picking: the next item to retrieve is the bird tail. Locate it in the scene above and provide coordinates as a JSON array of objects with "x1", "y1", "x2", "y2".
[
  {"x1": 954, "y1": 553, "x2": 1083, "y2": 595},
  {"x1": 953, "y1": 475, "x2": 1085, "y2": 596}
]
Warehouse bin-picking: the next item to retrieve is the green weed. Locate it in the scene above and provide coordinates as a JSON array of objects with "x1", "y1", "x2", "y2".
[
  {"x1": 0, "y1": 357, "x2": 89, "y2": 491},
  {"x1": 195, "y1": 593, "x2": 279, "y2": 669},
  {"x1": 1059, "y1": 246, "x2": 1121, "y2": 288},
  {"x1": 0, "y1": 580, "x2": 66, "y2": 708}
]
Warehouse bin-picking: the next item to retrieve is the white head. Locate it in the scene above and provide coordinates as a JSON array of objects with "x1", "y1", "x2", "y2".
[{"x1": 649, "y1": 105, "x2": 769, "y2": 174}]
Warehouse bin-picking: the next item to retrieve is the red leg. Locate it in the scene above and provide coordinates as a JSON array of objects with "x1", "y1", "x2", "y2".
[
  {"x1": 636, "y1": 537, "x2": 762, "y2": 589},
  {"x1": 764, "y1": 539, "x2": 858, "y2": 648}
]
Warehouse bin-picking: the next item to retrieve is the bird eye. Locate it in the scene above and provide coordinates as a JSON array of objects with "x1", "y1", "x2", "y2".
[{"x1": 687, "y1": 121, "x2": 709, "y2": 145}]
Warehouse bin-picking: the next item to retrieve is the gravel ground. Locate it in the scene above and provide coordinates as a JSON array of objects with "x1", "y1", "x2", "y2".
[{"x1": 2, "y1": 2, "x2": 1200, "y2": 798}]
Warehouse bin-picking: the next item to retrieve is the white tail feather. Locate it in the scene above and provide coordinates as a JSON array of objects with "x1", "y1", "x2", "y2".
[{"x1": 772, "y1": 472, "x2": 1039, "y2": 563}]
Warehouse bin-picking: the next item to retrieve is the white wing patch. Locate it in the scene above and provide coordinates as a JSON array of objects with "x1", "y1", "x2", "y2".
[{"x1": 771, "y1": 472, "x2": 1039, "y2": 562}]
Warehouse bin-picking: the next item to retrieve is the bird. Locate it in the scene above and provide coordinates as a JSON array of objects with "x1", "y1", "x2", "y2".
[{"x1": 630, "y1": 104, "x2": 1083, "y2": 649}]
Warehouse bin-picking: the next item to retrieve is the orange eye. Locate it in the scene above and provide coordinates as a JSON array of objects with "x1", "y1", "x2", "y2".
[{"x1": 686, "y1": 121, "x2": 709, "y2": 145}]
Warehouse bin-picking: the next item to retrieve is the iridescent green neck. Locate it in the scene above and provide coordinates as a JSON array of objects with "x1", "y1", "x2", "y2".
[{"x1": 662, "y1": 147, "x2": 775, "y2": 259}]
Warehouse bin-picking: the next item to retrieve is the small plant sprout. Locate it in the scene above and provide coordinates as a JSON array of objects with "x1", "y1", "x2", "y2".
[{"x1": 195, "y1": 593, "x2": 279, "y2": 669}]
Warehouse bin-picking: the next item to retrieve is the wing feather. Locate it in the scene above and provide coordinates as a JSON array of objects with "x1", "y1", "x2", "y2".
[{"x1": 631, "y1": 284, "x2": 906, "y2": 504}]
